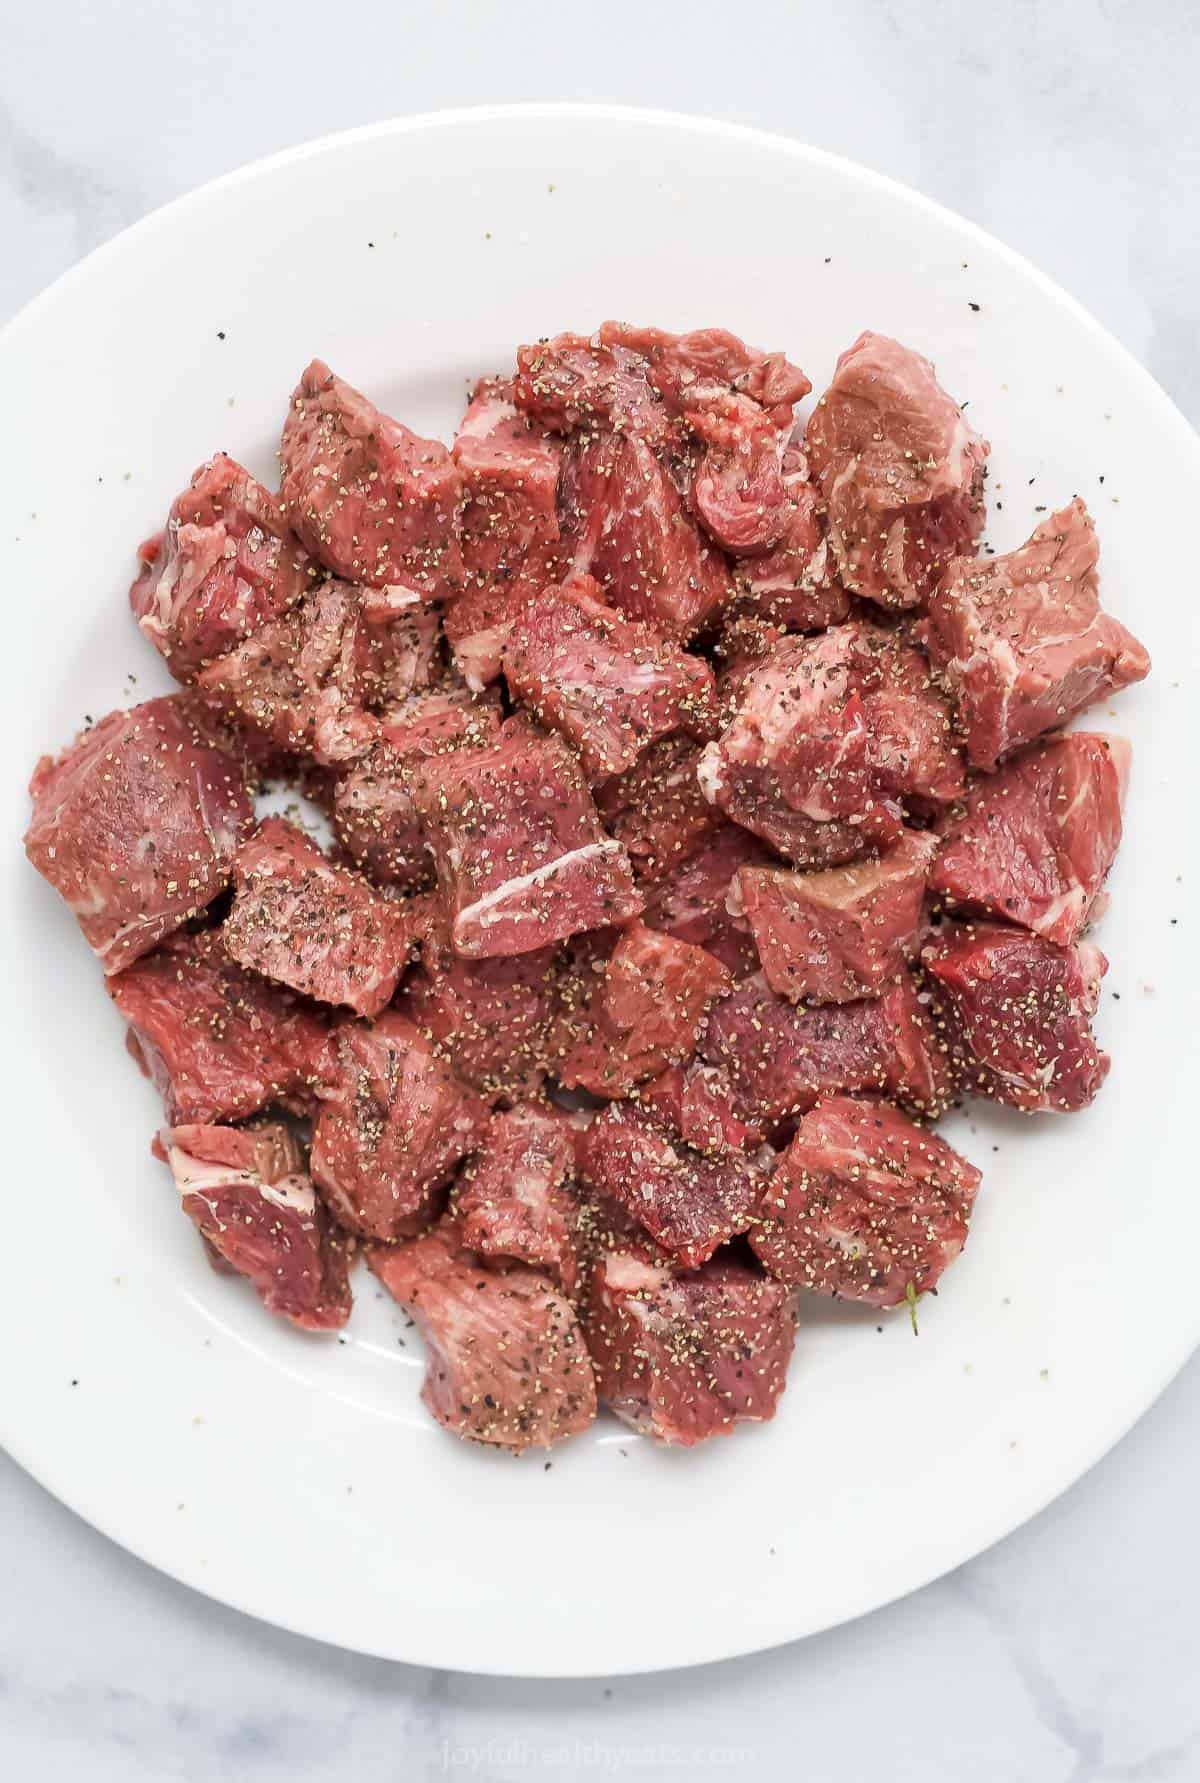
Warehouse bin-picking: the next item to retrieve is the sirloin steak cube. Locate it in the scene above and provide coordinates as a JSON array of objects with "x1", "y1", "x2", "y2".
[
  {"x1": 161, "y1": 1121, "x2": 352, "y2": 1330},
  {"x1": 130, "y1": 453, "x2": 311, "y2": 679},
  {"x1": 454, "y1": 1102, "x2": 579, "y2": 1289},
  {"x1": 594, "y1": 733, "x2": 723, "y2": 883},
  {"x1": 640, "y1": 819, "x2": 768, "y2": 976},
  {"x1": 924, "y1": 921, "x2": 1110, "y2": 1113},
  {"x1": 224, "y1": 817, "x2": 416, "y2": 1018},
  {"x1": 924, "y1": 500, "x2": 1150, "y2": 769},
  {"x1": 750, "y1": 1095, "x2": 981, "y2": 1307},
  {"x1": 25, "y1": 696, "x2": 253, "y2": 974},
  {"x1": 732, "y1": 443, "x2": 849, "y2": 632},
  {"x1": 279, "y1": 359, "x2": 463, "y2": 599},
  {"x1": 930, "y1": 732, "x2": 1130, "y2": 945},
  {"x1": 637, "y1": 1060, "x2": 767, "y2": 1155},
  {"x1": 368, "y1": 1222, "x2": 596, "y2": 1450},
  {"x1": 311, "y1": 1012, "x2": 488, "y2": 1240},
  {"x1": 407, "y1": 717, "x2": 642, "y2": 958},
  {"x1": 585, "y1": 1248, "x2": 797, "y2": 1446},
  {"x1": 398, "y1": 932, "x2": 560, "y2": 1100}
]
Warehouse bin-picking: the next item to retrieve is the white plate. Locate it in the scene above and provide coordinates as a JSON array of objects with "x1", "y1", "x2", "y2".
[{"x1": 2, "y1": 105, "x2": 1198, "y2": 1678}]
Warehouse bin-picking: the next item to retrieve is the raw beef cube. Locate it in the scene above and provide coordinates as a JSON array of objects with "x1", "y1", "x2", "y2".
[
  {"x1": 851, "y1": 624, "x2": 965, "y2": 806},
  {"x1": 367, "y1": 1222, "x2": 596, "y2": 1450},
  {"x1": 560, "y1": 431, "x2": 733, "y2": 639},
  {"x1": 130, "y1": 453, "x2": 312, "y2": 679},
  {"x1": 443, "y1": 543, "x2": 563, "y2": 691},
  {"x1": 513, "y1": 330, "x2": 675, "y2": 443},
  {"x1": 554, "y1": 921, "x2": 731, "y2": 1097},
  {"x1": 735, "y1": 830, "x2": 938, "y2": 1004},
  {"x1": 930, "y1": 732, "x2": 1130, "y2": 945},
  {"x1": 924, "y1": 500, "x2": 1150, "y2": 769},
  {"x1": 407, "y1": 717, "x2": 643, "y2": 958},
  {"x1": 333, "y1": 681, "x2": 502, "y2": 888},
  {"x1": 398, "y1": 938, "x2": 560, "y2": 1100},
  {"x1": 109, "y1": 927, "x2": 331, "y2": 1123},
  {"x1": 724, "y1": 441, "x2": 846, "y2": 631},
  {"x1": 750, "y1": 1095, "x2": 980, "y2": 1307},
  {"x1": 595, "y1": 321, "x2": 811, "y2": 437},
  {"x1": 594, "y1": 733, "x2": 723, "y2": 883},
  {"x1": 311, "y1": 1012, "x2": 487, "y2": 1240},
  {"x1": 585, "y1": 1248, "x2": 797, "y2": 1446},
  {"x1": 454, "y1": 1103, "x2": 579, "y2": 1289},
  {"x1": 224, "y1": 817, "x2": 415, "y2": 1017},
  {"x1": 924, "y1": 921, "x2": 1109, "y2": 1112},
  {"x1": 579, "y1": 1100, "x2": 763, "y2": 1268},
  {"x1": 25, "y1": 696, "x2": 253, "y2": 974},
  {"x1": 805, "y1": 331, "x2": 988, "y2": 609},
  {"x1": 641, "y1": 820, "x2": 768, "y2": 975},
  {"x1": 637, "y1": 1061, "x2": 767, "y2": 1155},
  {"x1": 161, "y1": 1121, "x2": 352, "y2": 1330},
  {"x1": 870, "y1": 972, "x2": 958, "y2": 1117},
  {"x1": 279, "y1": 359, "x2": 463, "y2": 599},
  {"x1": 503, "y1": 575, "x2": 716, "y2": 780}
]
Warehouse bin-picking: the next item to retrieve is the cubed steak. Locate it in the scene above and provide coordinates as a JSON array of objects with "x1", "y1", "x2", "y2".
[
  {"x1": 130, "y1": 453, "x2": 311, "y2": 679},
  {"x1": 398, "y1": 935, "x2": 560, "y2": 1100},
  {"x1": 503, "y1": 575, "x2": 716, "y2": 781},
  {"x1": 513, "y1": 329, "x2": 678, "y2": 442},
  {"x1": 637, "y1": 1060, "x2": 767, "y2": 1155},
  {"x1": 278, "y1": 359, "x2": 463, "y2": 599},
  {"x1": 640, "y1": 819, "x2": 769, "y2": 976},
  {"x1": 25, "y1": 696, "x2": 253, "y2": 974},
  {"x1": 930, "y1": 732, "x2": 1130, "y2": 945},
  {"x1": 368, "y1": 1223, "x2": 596, "y2": 1450},
  {"x1": 805, "y1": 331, "x2": 988, "y2": 609},
  {"x1": 579, "y1": 1100, "x2": 763, "y2": 1268},
  {"x1": 735, "y1": 830, "x2": 938, "y2": 1004},
  {"x1": 311, "y1": 1012, "x2": 487, "y2": 1240},
  {"x1": 924, "y1": 500, "x2": 1150, "y2": 769},
  {"x1": 224, "y1": 817, "x2": 415, "y2": 1018},
  {"x1": 924, "y1": 921, "x2": 1109, "y2": 1112},
  {"x1": 593, "y1": 321, "x2": 810, "y2": 438},
  {"x1": 732, "y1": 444, "x2": 849, "y2": 632},
  {"x1": 407, "y1": 717, "x2": 642, "y2": 958},
  {"x1": 109, "y1": 927, "x2": 330, "y2": 1122},
  {"x1": 161, "y1": 1121, "x2": 352, "y2": 1330},
  {"x1": 585, "y1": 1249, "x2": 797, "y2": 1446},
  {"x1": 554, "y1": 920, "x2": 731, "y2": 1097},
  {"x1": 455, "y1": 1103, "x2": 579, "y2": 1289},
  {"x1": 594, "y1": 733, "x2": 723, "y2": 883},
  {"x1": 750, "y1": 1095, "x2": 981, "y2": 1307}
]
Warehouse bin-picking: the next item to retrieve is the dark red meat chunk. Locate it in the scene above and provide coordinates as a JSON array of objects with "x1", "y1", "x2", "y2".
[
  {"x1": 637, "y1": 1060, "x2": 767, "y2": 1155},
  {"x1": 805, "y1": 331, "x2": 988, "y2": 609},
  {"x1": 224, "y1": 817, "x2": 416, "y2": 1018},
  {"x1": 924, "y1": 921, "x2": 1109, "y2": 1112},
  {"x1": 454, "y1": 1103, "x2": 579, "y2": 1289},
  {"x1": 279, "y1": 359, "x2": 463, "y2": 599},
  {"x1": 109, "y1": 926, "x2": 330, "y2": 1123},
  {"x1": 594, "y1": 733, "x2": 723, "y2": 884},
  {"x1": 585, "y1": 1248, "x2": 797, "y2": 1446},
  {"x1": 311, "y1": 1012, "x2": 487, "y2": 1240},
  {"x1": 730, "y1": 444, "x2": 849, "y2": 630},
  {"x1": 924, "y1": 499, "x2": 1150, "y2": 770},
  {"x1": 407, "y1": 717, "x2": 642, "y2": 958},
  {"x1": 640, "y1": 820, "x2": 768, "y2": 975},
  {"x1": 750, "y1": 1095, "x2": 981, "y2": 1307},
  {"x1": 930, "y1": 732, "x2": 1130, "y2": 945},
  {"x1": 162, "y1": 1121, "x2": 352, "y2": 1330},
  {"x1": 25, "y1": 696, "x2": 253, "y2": 974},
  {"x1": 367, "y1": 1222, "x2": 596, "y2": 1450},
  {"x1": 398, "y1": 930, "x2": 560, "y2": 1100}
]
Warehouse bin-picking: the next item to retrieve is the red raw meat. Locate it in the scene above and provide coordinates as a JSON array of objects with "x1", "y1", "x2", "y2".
[
  {"x1": 806, "y1": 331, "x2": 988, "y2": 608},
  {"x1": 161, "y1": 1121, "x2": 352, "y2": 1330},
  {"x1": 25, "y1": 696, "x2": 252, "y2": 974},
  {"x1": 333, "y1": 681, "x2": 502, "y2": 889},
  {"x1": 130, "y1": 454, "x2": 311, "y2": 679},
  {"x1": 594, "y1": 733, "x2": 723, "y2": 883},
  {"x1": 924, "y1": 921, "x2": 1109, "y2": 1112},
  {"x1": 637, "y1": 1060, "x2": 766, "y2": 1155},
  {"x1": 367, "y1": 1222, "x2": 596, "y2": 1449},
  {"x1": 279, "y1": 359, "x2": 463, "y2": 598},
  {"x1": 585, "y1": 1248, "x2": 797, "y2": 1445},
  {"x1": 109, "y1": 926, "x2": 330, "y2": 1123},
  {"x1": 311, "y1": 1012, "x2": 487, "y2": 1240},
  {"x1": 407, "y1": 717, "x2": 642, "y2": 958},
  {"x1": 561, "y1": 431, "x2": 733, "y2": 639},
  {"x1": 732, "y1": 444, "x2": 849, "y2": 630},
  {"x1": 554, "y1": 920, "x2": 731, "y2": 1097},
  {"x1": 750, "y1": 1095, "x2": 980, "y2": 1307},
  {"x1": 455, "y1": 1103, "x2": 579, "y2": 1289},
  {"x1": 641, "y1": 820, "x2": 768, "y2": 974},
  {"x1": 931, "y1": 732, "x2": 1130, "y2": 945},
  {"x1": 851, "y1": 624, "x2": 965, "y2": 807},
  {"x1": 398, "y1": 935, "x2": 560, "y2": 1100},
  {"x1": 579, "y1": 1100, "x2": 763, "y2": 1268},
  {"x1": 224, "y1": 817, "x2": 415, "y2": 1018},
  {"x1": 503, "y1": 575, "x2": 716, "y2": 780},
  {"x1": 595, "y1": 321, "x2": 811, "y2": 436},
  {"x1": 735, "y1": 829, "x2": 938, "y2": 1004},
  {"x1": 924, "y1": 500, "x2": 1150, "y2": 770},
  {"x1": 513, "y1": 330, "x2": 675, "y2": 443}
]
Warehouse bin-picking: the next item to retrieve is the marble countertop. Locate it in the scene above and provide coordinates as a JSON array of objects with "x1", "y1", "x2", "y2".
[{"x1": 3, "y1": 4, "x2": 1198, "y2": 1777}]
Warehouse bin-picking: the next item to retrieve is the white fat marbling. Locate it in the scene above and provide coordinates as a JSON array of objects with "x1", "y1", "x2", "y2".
[{"x1": 3, "y1": 3, "x2": 1198, "y2": 1777}]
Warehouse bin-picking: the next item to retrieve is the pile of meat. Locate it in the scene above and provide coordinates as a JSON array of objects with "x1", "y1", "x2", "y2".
[{"x1": 25, "y1": 326, "x2": 1150, "y2": 1454}]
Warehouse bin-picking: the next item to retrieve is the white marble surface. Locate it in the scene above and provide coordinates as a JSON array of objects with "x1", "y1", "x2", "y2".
[{"x1": 3, "y1": 3, "x2": 1198, "y2": 1776}]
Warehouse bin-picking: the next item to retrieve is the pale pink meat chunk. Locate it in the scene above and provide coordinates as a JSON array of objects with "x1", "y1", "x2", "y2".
[
  {"x1": 455, "y1": 1103, "x2": 579, "y2": 1289},
  {"x1": 25, "y1": 696, "x2": 253, "y2": 974},
  {"x1": 924, "y1": 500, "x2": 1150, "y2": 770},
  {"x1": 930, "y1": 732, "x2": 1130, "y2": 944},
  {"x1": 750, "y1": 1095, "x2": 981, "y2": 1307}
]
